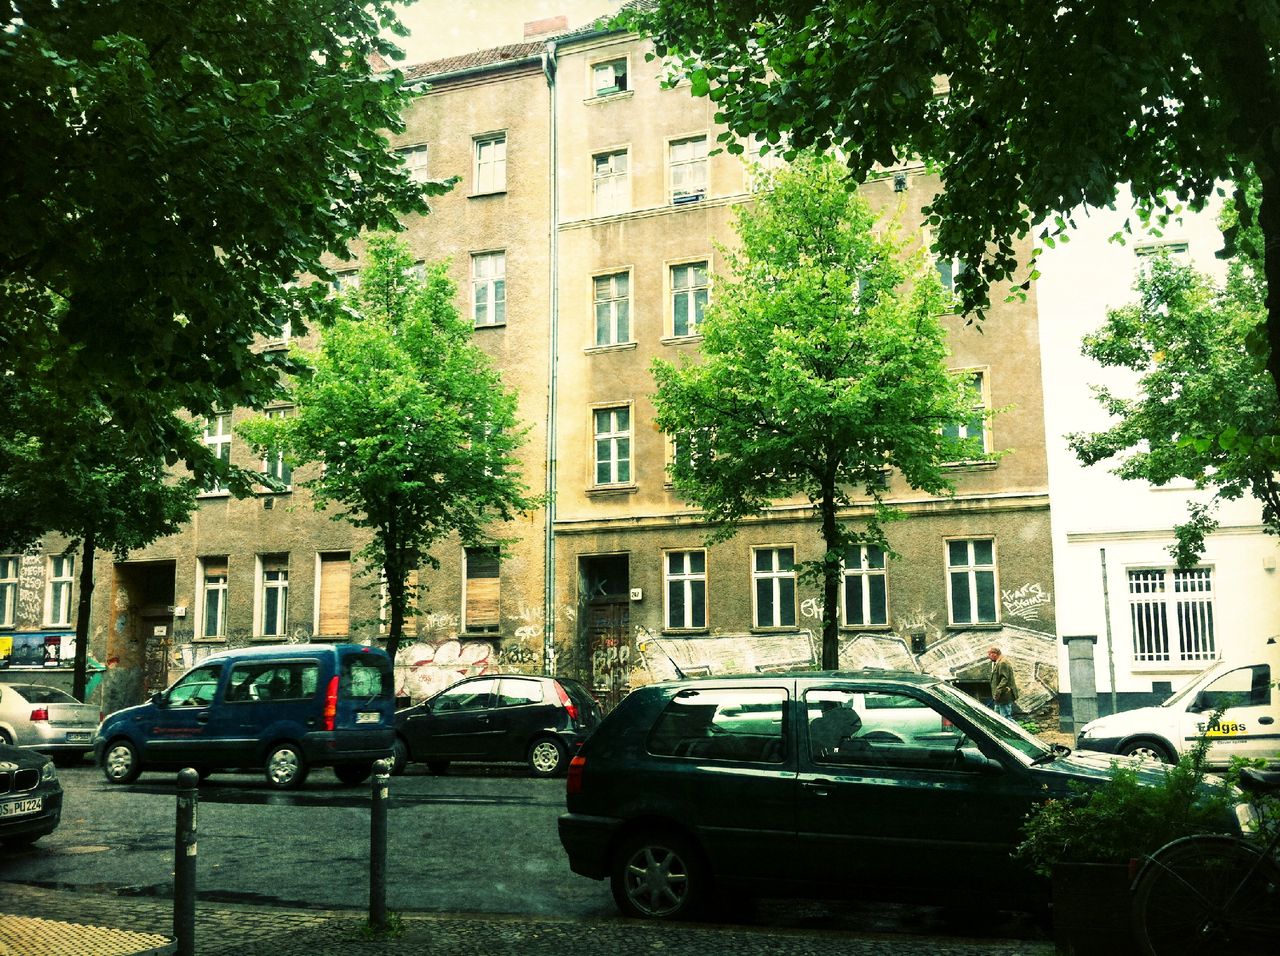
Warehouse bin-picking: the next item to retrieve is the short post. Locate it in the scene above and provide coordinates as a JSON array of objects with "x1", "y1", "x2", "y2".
[
  {"x1": 174, "y1": 767, "x2": 199, "y2": 956},
  {"x1": 369, "y1": 757, "x2": 392, "y2": 930}
]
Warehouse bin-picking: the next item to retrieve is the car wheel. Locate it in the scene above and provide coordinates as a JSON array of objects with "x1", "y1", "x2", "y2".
[
  {"x1": 611, "y1": 830, "x2": 708, "y2": 920},
  {"x1": 101, "y1": 739, "x2": 141, "y2": 784},
  {"x1": 1122, "y1": 738, "x2": 1174, "y2": 763},
  {"x1": 390, "y1": 737, "x2": 409, "y2": 776},
  {"x1": 264, "y1": 743, "x2": 308, "y2": 790},
  {"x1": 527, "y1": 737, "x2": 567, "y2": 777},
  {"x1": 0, "y1": 731, "x2": 12, "y2": 746},
  {"x1": 334, "y1": 762, "x2": 372, "y2": 786},
  {"x1": 426, "y1": 759, "x2": 450, "y2": 775}
]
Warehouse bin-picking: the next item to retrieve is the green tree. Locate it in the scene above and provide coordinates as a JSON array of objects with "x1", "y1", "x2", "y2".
[
  {"x1": 239, "y1": 235, "x2": 538, "y2": 663},
  {"x1": 1068, "y1": 244, "x2": 1280, "y2": 567},
  {"x1": 1, "y1": 0, "x2": 452, "y2": 539},
  {"x1": 651, "y1": 154, "x2": 988, "y2": 668},
  {"x1": 625, "y1": 2, "x2": 1280, "y2": 401}
]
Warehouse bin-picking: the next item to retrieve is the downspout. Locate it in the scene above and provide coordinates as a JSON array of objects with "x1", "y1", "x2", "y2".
[{"x1": 541, "y1": 40, "x2": 559, "y2": 675}]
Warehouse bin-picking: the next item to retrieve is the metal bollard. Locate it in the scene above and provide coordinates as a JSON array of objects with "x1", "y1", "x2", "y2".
[
  {"x1": 174, "y1": 767, "x2": 199, "y2": 956},
  {"x1": 369, "y1": 757, "x2": 392, "y2": 930}
]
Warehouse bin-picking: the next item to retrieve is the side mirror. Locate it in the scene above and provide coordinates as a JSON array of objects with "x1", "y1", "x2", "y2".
[
  {"x1": 1189, "y1": 692, "x2": 1211, "y2": 714},
  {"x1": 151, "y1": 691, "x2": 168, "y2": 708}
]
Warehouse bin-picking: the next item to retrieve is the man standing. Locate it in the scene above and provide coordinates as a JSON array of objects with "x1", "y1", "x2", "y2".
[{"x1": 988, "y1": 646, "x2": 1018, "y2": 718}]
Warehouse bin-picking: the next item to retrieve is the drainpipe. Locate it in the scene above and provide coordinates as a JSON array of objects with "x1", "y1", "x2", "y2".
[{"x1": 541, "y1": 40, "x2": 559, "y2": 676}]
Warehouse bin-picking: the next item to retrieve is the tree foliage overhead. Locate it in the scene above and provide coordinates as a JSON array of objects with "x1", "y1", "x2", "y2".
[
  {"x1": 652, "y1": 153, "x2": 988, "y2": 668},
  {"x1": 238, "y1": 234, "x2": 539, "y2": 662},
  {"x1": 625, "y1": 1, "x2": 1280, "y2": 399},
  {"x1": 1, "y1": 0, "x2": 451, "y2": 499}
]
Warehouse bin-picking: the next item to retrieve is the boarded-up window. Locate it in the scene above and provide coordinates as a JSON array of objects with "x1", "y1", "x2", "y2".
[
  {"x1": 317, "y1": 553, "x2": 350, "y2": 637},
  {"x1": 464, "y1": 547, "x2": 500, "y2": 633}
]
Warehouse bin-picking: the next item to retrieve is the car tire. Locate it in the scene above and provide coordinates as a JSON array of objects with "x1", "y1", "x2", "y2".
[
  {"x1": 390, "y1": 737, "x2": 409, "y2": 776},
  {"x1": 1122, "y1": 738, "x2": 1175, "y2": 763},
  {"x1": 611, "y1": 830, "x2": 708, "y2": 921},
  {"x1": 527, "y1": 737, "x2": 567, "y2": 777},
  {"x1": 0, "y1": 731, "x2": 12, "y2": 746},
  {"x1": 264, "y1": 743, "x2": 309, "y2": 790},
  {"x1": 426, "y1": 759, "x2": 450, "y2": 775},
  {"x1": 101, "y1": 739, "x2": 142, "y2": 784},
  {"x1": 333, "y1": 762, "x2": 372, "y2": 786}
]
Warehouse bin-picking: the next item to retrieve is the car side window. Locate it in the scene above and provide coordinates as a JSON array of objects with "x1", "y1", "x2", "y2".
[
  {"x1": 647, "y1": 687, "x2": 787, "y2": 763},
  {"x1": 227, "y1": 661, "x2": 319, "y2": 702},
  {"x1": 806, "y1": 688, "x2": 974, "y2": 773},
  {"x1": 167, "y1": 664, "x2": 223, "y2": 706},
  {"x1": 434, "y1": 678, "x2": 498, "y2": 712},
  {"x1": 1197, "y1": 665, "x2": 1271, "y2": 711},
  {"x1": 497, "y1": 679, "x2": 543, "y2": 707}
]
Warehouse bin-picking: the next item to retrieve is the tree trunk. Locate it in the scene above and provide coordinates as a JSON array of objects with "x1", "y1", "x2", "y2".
[
  {"x1": 384, "y1": 558, "x2": 405, "y2": 665},
  {"x1": 1259, "y1": 167, "x2": 1280, "y2": 401},
  {"x1": 820, "y1": 487, "x2": 841, "y2": 670},
  {"x1": 72, "y1": 531, "x2": 96, "y2": 701}
]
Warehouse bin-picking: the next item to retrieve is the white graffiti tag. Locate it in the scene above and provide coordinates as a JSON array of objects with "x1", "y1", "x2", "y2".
[{"x1": 1001, "y1": 582, "x2": 1052, "y2": 621}]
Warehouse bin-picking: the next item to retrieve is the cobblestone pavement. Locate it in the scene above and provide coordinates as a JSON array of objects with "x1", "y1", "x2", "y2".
[{"x1": 0, "y1": 883, "x2": 1054, "y2": 956}]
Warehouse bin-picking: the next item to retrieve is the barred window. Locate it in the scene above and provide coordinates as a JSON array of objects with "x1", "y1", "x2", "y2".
[{"x1": 1129, "y1": 568, "x2": 1216, "y2": 664}]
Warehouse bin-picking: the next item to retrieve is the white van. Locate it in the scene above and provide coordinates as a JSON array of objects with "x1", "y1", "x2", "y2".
[{"x1": 1075, "y1": 640, "x2": 1280, "y2": 768}]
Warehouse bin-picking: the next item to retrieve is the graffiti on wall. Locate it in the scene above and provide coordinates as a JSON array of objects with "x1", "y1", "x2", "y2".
[
  {"x1": 16, "y1": 552, "x2": 44, "y2": 625},
  {"x1": 1002, "y1": 582, "x2": 1053, "y2": 622},
  {"x1": 394, "y1": 638, "x2": 495, "y2": 702}
]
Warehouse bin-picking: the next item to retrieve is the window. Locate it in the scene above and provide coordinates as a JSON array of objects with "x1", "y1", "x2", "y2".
[
  {"x1": 753, "y1": 547, "x2": 796, "y2": 628},
  {"x1": 258, "y1": 555, "x2": 289, "y2": 638},
  {"x1": 670, "y1": 261, "x2": 709, "y2": 337},
  {"x1": 167, "y1": 664, "x2": 222, "y2": 707},
  {"x1": 592, "y1": 149, "x2": 629, "y2": 215},
  {"x1": 202, "y1": 412, "x2": 232, "y2": 493},
  {"x1": 199, "y1": 558, "x2": 228, "y2": 638},
  {"x1": 332, "y1": 269, "x2": 361, "y2": 294},
  {"x1": 45, "y1": 554, "x2": 73, "y2": 626},
  {"x1": 0, "y1": 556, "x2": 16, "y2": 627},
  {"x1": 805, "y1": 688, "x2": 976, "y2": 772},
  {"x1": 464, "y1": 546, "x2": 500, "y2": 634},
  {"x1": 935, "y1": 255, "x2": 966, "y2": 293},
  {"x1": 316, "y1": 552, "x2": 350, "y2": 637},
  {"x1": 472, "y1": 251, "x2": 506, "y2": 327},
  {"x1": 497, "y1": 678, "x2": 544, "y2": 707},
  {"x1": 947, "y1": 539, "x2": 998, "y2": 625},
  {"x1": 262, "y1": 407, "x2": 292, "y2": 488},
  {"x1": 843, "y1": 545, "x2": 888, "y2": 627},
  {"x1": 593, "y1": 272, "x2": 631, "y2": 346},
  {"x1": 397, "y1": 144, "x2": 430, "y2": 183},
  {"x1": 592, "y1": 58, "x2": 628, "y2": 96},
  {"x1": 434, "y1": 677, "x2": 497, "y2": 712},
  {"x1": 669, "y1": 136, "x2": 708, "y2": 204},
  {"x1": 665, "y1": 550, "x2": 707, "y2": 630},
  {"x1": 341, "y1": 650, "x2": 390, "y2": 698},
  {"x1": 473, "y1": 133, "x2": 507, "y2": 194},
  {"x1": 227, "y1": 660, "x2": 319, "y2": 702},
  {"x1": 266, "y1": 312, "x2": 291, "y2": 348},
  {"x1": 647, "y1": 687, "x2": 786, "y2": 763},
  {"x1": 669, "y1": 427, "x2": 714, "y2": 479},
  {"x1": 942, "y1": 370, "x2": 989, "y2": 458},
  {"x1": 1128, "y1": 567, "x2": 1217, "y2": 664},
  {"x1": 593, "y1": 406, "x2": 632, "y2": 485},
  {"x1": 1135, "y1": 241, "x2": 1190, "y2": 261}
]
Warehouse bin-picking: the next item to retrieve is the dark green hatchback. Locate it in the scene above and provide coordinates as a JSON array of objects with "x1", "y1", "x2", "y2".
[{"x1": 558, "y1": 670, "x2": 1236, "y2": 920}]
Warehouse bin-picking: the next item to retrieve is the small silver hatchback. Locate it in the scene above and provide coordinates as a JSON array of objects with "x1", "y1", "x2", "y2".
[{"x1": 0, "y1": 683, "x2": 100, "y2": 766}]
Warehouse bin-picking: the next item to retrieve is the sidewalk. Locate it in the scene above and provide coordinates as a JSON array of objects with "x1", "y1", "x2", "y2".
[{"x1": 0, "y1": 883, "x2": 1054, "y2": 956}]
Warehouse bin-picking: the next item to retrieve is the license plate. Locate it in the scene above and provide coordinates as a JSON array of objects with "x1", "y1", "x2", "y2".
[
  {"x1": 66, "y1": 732, "x2": 90, "y2": 742},
  {"x1": 356, "y1": 712, "x2": 380, "y2": 724},
  {"x1": 0, "y1": 798, "x2": 42, "y2": 819}
]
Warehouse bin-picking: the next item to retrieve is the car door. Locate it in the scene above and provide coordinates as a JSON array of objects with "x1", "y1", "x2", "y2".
[
  {"x1": 144, "y1": 662, "x2": 226, "y2": 766},
  {"x1": 489, "y1": 678, "x2": 552, "y2": 760},
  {"x1": 795, "y1": 683, "x2": 1038, "y2": 895},
  {"x1": 1179, "y1": 662, "x2": 1280, "y2": 764},
  {"x1": 405, "y1": 677, "x2": 500, "y2": 759}
]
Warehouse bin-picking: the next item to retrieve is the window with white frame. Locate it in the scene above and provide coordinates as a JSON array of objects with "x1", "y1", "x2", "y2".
[
  {"x1": 332, "y1": 269, "x2": 361, "y2": 294},
  {"x1": 593, "y1": 406, "x2": 632, "y2": 485},
  {"x1": 1135, "y1": 241, "x2": 1190, "y2": 262},
  {"x1": 669, "y1": 135, "x2": 708, "y2": 204},
  {"x1": 670, "y1": 261, "x2": 709, "y2": 337},
  {"x1": 397, "y1": 143, "x2": 430, "y2": 183},
  {"x1": 258, "y1": 555, "x2": 289, "y2": 638},
  {"x1": 473, "y1": 133, "x2": 507, "y2": 194},
  {"x1": 593, "y1": 149, "x2": 630, "y2": 215},
  {"x1": 843, "y1": 545, "x2": 888, "y2": 627},
  {"x1": 266, "y1": 313, "x2": 291, "y2": 348},
  {"x1": 592, "y1": 58, "x2": 628, "y2": 96},
  {"x1": 203, "y1": 412, "x2": 232, "y2": 493},
  {"x1": 464, "y1": 547, "x2": 500, "y2": 634},
  {"x1": 753, "y1": 547, "x2": 796, "y2": 628},
  {"x1": 199, "y1": 557, "x2": 228, "y2": 638},
  {"x1": 665, "y1": 550, "x2": 707, "y2": 630},
  {"x1": 262, "y1": 407, "x2": 292, "y2": 488},
  {"x1": 471, "y1": 251, "x2": 506, "y2": 327},
  {"x1": 935, "y1": 255, "x2": 966, "y2": 294},
  {"x1": 947, "y1": 539, "x2": 998, "y2": 625},
  {"x1": 593, "y1": 272, "x2": 630, "y2": 346},
  {"x1": 0, "y1": 556, "x2": 17, "y2": 627},
  {"x1": 46, "y1": 554, "x2": 73, "y2": 626},
  {"x1": 668, "y1": 427, "x2": 714, "y2": 481},
  {"x1": 942, "y1": 370, "x2": 989, "y2": 458},
  {"x1": 1128, "y1": 567, "x2": 1217, "y2": 664}
]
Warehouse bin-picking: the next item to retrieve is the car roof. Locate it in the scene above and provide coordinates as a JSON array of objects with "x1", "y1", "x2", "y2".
[
  {"x1": 644, "y1": 668, "x2": 944, "y2": 691},
  {"x1": 197, "y1": 643, "x2": 381, "y2": 663}
]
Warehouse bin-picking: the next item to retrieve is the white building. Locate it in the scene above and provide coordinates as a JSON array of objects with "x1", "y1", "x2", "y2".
[{"x1": 1036, "y1": 189, "x2": 1280, "y2": 730}]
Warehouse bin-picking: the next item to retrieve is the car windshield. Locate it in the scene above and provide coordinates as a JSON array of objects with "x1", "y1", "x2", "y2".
[
  {"x1": 14, "y1": 685, "x2": 79, "y2": 705},
  {"x1": 931, "y1": 682, "x2": 1052, "y2": 761},
  {"x1": 1159, "y1": 660, "x2": 1229, "y2": 708}
]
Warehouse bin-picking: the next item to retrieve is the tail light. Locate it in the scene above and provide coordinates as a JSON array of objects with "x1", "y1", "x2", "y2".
[
  {"x1": 323, "y1": 676, "x2": 339, "y2": 731},
  {"x1": 942, "y1": 716, "x2": 954, "y2": 729},
  {"x1": 30, "y1": 708, "x2": 49, "y2": 722},
  {"x1": 554, "y1": 681, "x2": 579, "y2": 722},
  {"x1": 566, "y1": 754, "x2": 586, "y2": 795}
]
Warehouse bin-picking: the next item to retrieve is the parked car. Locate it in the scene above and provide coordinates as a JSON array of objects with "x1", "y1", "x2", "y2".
[
  {"x1": 1076, "y1": 642, "x2": 1280, "y2": 768},
  {"x1": 0, "y1": 683, "x2": 101, "y2": 765},
  {"x1": 392, "y1": 674, "x2": 602, "y2": 777},
  {"x1": 558, "y1": 670, "x2": 1247, "y2": 920},
  {"x1": 94, "y1": 643, "x2": 395, "y2": 789},
  {"x1": 0, "y1": 740, "x2": 62, "y2": 848}
]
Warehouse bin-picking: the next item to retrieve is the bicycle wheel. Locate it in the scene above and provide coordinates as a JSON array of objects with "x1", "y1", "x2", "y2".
[{"x1": 1132, "y1": 834, "x2": 1280, "y2": 956}]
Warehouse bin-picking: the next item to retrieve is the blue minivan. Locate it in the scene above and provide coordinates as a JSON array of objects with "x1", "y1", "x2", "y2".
[{"x1": 93, "y1": 643, "x2": 395, "y2": 789}]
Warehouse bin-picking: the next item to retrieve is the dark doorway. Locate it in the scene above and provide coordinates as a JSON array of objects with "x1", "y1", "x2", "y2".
[
  {"x1": 109, "y1": 561, "x2": 177, "y2": 708},
  {"x1": 579, "y1": 554, "x2": 630, "y2": 711}
]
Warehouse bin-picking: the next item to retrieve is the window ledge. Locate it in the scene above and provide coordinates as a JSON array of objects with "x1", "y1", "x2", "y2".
[
  {"x1": 197, "y1": 491, "x2": 230, "y2": 500},
  {"x1": 1131, "y1": 662, "x2": 1218, "y2": 675},
  {"x1": 840, "y1": 626, "x2": 892, "y2": 633},
  {"x1": 662, "y1": 628, "x2": 709, "y2": 636},
  {"x1": 585, "y1": 90, "x2": 635, "y2": 105},
  {"x1": 749, "y1": 626, "x2": 802, "y2": 634},
  {"x1": 660, "y1": 334, "x2": 704, "y2": 347},
  {"x1": 946, "y1": 622, "x2": 1002, "y2": 630},
  {"x1": 584, "y1": 342, "x2": 638, "y2": 355},
  {"x1": 941, "y1": 460, "x2": 998, "y2": 473},
  {"x1": 261, "y1": 340, "x2": 290, "y2": 352},
  {"x1": 473, "y1": 321, "x2": 508, "y2": 331},
  {"x1": 468, "y1": 189, "x2": 508, "y2": 199},
  {"x1": 586, "y1": 483, "x2": 638, "y2": 498},
  {"x1": 192, "y1": 637, "x2": 227, "y2": 644}
]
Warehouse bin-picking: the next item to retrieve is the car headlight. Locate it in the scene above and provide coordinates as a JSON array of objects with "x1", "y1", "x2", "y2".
[
  {"x1": 1077, "y1": 721, "x2": 1097, "y2": 738},
  {"x1": 40, "y1": 761, "x2": 57, "y2": 783}
]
